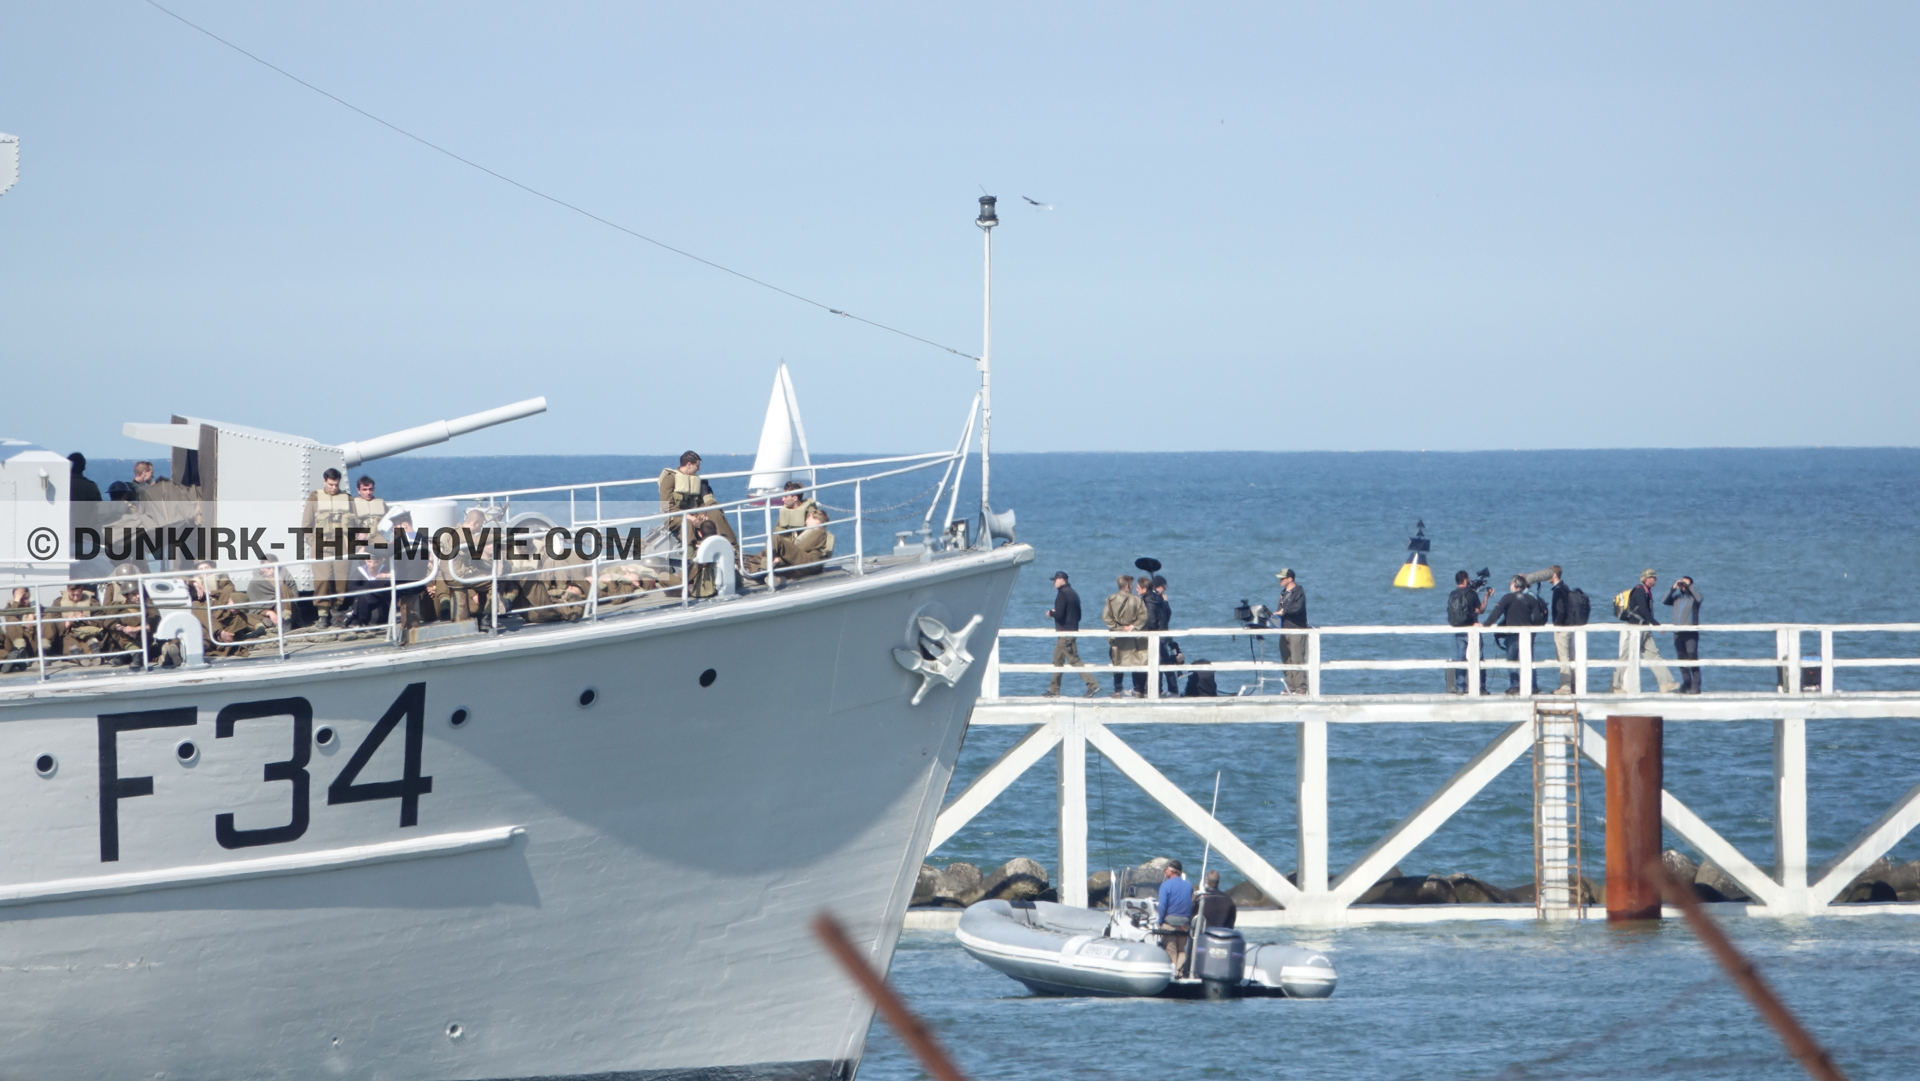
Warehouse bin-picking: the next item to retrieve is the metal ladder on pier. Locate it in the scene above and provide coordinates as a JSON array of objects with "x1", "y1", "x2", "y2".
[{"x1": 1532, "y1": 704, "x2": 1585, "y2": 920}]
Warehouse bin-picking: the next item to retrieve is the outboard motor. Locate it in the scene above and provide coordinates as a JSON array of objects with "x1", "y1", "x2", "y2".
[{"x1": 1191, "y1": 926, "x2": 1246, "y2": 1000}]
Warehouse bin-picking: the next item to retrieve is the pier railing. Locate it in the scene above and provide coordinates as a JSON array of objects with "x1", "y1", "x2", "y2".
[
  {"x1": 982, "y1": 623, "x2": 1920, "y2": 699},
  {"x1": 921, "y1": 623, "x2": 1920, "y2": 927}
]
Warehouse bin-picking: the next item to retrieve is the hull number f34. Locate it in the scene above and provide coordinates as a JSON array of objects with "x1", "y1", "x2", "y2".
[{"x1": 96, "y1": 682, "x2": 433, "y2": 863}]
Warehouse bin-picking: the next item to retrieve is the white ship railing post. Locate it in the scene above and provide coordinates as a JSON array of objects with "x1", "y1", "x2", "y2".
[
  {"x1": 34, "y1": 592, "x2": 45, "y2": 681},
  {"x1": 764, "y1": 501, "x2": 776, "y2": 592},
  {"x1": 386, "y1": 556, "x2": 400, "y2": 644},
  {"x1": 983, "y1": 638, "x2": 999, "y2": 699},
  {"x1": 854, "y1": 481, "x2": 864, "y2": 575},
  {"x1": 273, "y1": 569, "x2": 287, "y2": 659},
  {"x1": 588, "y1": 552, "x2": 601, "y2": 623},
  {"x1": 975, "y1": 195, "x2": 996, "y2": 520},
  {"x1": 137, "y1": 577, "x2": 150, "y2": 671},
  {"x1": 1775, "y1": 716, "x2": 1810, "y2": 911},
  {"x1": 680, "y1": 516, "x2": 690, "y2": 609},
  {"x1": 1057, "y1": 713, "x2": 1088, "y2": 908},
  {"x1": 490, "y1": 560, "x2": 502, "y2": 635}
]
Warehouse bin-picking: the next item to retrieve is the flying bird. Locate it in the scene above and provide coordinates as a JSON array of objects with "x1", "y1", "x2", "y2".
[{"x1": 1021, "y1": 196, "x2": 1053, "y2": 210}]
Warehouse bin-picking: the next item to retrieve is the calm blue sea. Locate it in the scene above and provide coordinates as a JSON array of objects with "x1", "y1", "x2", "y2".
[{"x1": 94, "y1": 447, "x2": 1920, "y2": 1078}]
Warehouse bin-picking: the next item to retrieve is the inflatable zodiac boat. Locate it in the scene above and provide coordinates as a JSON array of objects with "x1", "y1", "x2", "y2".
[{"x1": 956, "y1": 897, "x2": 1337, "y2": 1000}]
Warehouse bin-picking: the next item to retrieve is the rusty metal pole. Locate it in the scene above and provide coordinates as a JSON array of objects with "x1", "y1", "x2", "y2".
[{"x1": 1606, "y1": 715, "x2": 1664, "y2": 921}]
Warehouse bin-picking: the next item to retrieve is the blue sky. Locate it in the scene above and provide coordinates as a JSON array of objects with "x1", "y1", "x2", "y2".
[{"x1": 3, "y1": 3, "x2": 1916, "y2": 457}]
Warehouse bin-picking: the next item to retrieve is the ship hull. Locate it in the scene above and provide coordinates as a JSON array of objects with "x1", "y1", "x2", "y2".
[{"x1": 0, "y1": 546, "x2": 1028, "y2": 1079}]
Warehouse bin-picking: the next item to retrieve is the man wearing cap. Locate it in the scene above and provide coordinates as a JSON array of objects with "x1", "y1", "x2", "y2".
[
  {"x1": 1275, "y1": 569, "x2": 1308, "y2": 694},
  {"x1": 1612, "y1": 569, "x2": 1679, "y2": 694},
  {"x1": 1045, "y1": 572, "x2": 1099, "y2": 698}
]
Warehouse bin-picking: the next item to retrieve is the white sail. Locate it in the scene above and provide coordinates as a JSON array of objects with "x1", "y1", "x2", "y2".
[{"x1": 747, "y1": 362, "x2": 814, "y2": 494}]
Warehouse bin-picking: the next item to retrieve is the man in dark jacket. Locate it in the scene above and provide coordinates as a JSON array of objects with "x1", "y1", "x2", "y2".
[
  {"x1": 1275, "y1": 569, "x2": 1308, "y2": 694},
  {"x1": 1547, "y1": 565, "x2": 1577, "y2": 694},
  {"x1": 1447, "y1": 570, "x2": 1490, "y2": 694},
  {"x1": 1143, "y1": 575, "x2": 1177, "y2": 697},
  {"x1": 1197, "y1": 869, "x2": 1237, "y2": 929},
  {"x1": 1612, "y1": 569, "x2": 1679, "y2": 693},
  {"x1": 1664, "y1": 576, "x2": 1704, "y2": 694},
  {"x1": 1044, "y1": 572, "x2": 1099, "y2": 698},
  {"x1": 1482, "y1": 576, "x2": 1545, "y2": 695},
  {"x1": 1181, "y1": 658, "x2": 1219, "y2": 697}
]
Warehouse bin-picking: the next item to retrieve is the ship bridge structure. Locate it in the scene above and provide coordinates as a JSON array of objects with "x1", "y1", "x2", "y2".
[{"x1": 921, "y1": 622, "x2": 1920, "y2": 927}]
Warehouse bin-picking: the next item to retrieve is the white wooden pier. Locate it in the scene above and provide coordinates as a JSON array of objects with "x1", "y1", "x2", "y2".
[{"x1": 915, "y1": 623, "x2": 1920, "y2": 927}]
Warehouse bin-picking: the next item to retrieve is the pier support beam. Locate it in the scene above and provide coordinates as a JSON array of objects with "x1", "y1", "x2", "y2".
[
  {"x1": 1057, "y1": 715, "x2": 1088, "y2": 907},
  {"x1": 1297, "y1": 720, "x2": 1329, "y2": 895},
  {"x1": 1775, "y1": 718, "x2": 1808, "y2": 901},
  {"x1": 1606, "y1": 715, "x2": 1664, "y2": 921}
]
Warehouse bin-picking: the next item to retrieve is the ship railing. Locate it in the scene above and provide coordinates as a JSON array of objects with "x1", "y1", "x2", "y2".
[
  {"x1": 982, "y1": 623, "x2": 1920, "y2": 699},
  {"x1": 2, "y1": 448, "x2": 970, "y2": 679}
]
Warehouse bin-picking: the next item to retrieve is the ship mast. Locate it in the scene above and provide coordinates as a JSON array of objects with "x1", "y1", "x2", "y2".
[{"x1": 976, "y1": 195, "x2": 996, "y2": 520}]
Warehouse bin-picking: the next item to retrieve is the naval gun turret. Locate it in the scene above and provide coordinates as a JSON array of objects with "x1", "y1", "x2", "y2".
[
  {"x1": 118, "y1": 397, "x2": 547, "y2": 585},
  {"x1": 0, "y1": 398, "x2": 546, "y2": 592}
]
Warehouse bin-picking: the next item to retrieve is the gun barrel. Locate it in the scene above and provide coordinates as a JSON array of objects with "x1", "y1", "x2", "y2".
[{"x1": 340, "y1": 397, "x2": 547, "y2": 466}]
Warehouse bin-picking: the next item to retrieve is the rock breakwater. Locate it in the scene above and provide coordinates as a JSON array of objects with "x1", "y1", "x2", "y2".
[{"x1": 911, "y1": 852, "x2": 1920, "y2": 908}]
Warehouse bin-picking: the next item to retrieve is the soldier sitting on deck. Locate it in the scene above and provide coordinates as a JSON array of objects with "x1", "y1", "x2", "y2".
[
  {"x1": 745, "y1": 506, "x2": 833, "y2": 578},
  {"x1": 3, "y1": 587, "x2": 41, "y2": 671},
  {"x1": 658, "y1": 451, "x2": 738, "y2": 550},
  {"x1": 774, "y1": 481, "x2": 820, "y2": 538},
  {"x1": 41, "y1": 582, "x2": 105, "y2": 666}
]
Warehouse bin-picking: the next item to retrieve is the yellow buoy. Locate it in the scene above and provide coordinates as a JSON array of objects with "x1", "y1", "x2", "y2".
[{"x1": 1394, "y1": 521, "x2": 1435, "y2": 589}]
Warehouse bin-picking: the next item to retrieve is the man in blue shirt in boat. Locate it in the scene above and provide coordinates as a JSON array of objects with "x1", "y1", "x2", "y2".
[{"x1": 1157, "y1": 860, "x2": 1195, "y2": 975}]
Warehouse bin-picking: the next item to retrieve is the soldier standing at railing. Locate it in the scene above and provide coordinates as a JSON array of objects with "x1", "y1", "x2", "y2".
[
  {"x1": 302, "y1": 468, "x2": 353, "y2": 630},
  {"x1": 1044, "y1": 571, "x2": 1099, "y2": 698},
  {"x1": 1275, "y1": 568, "x2": 1309, "y2": 694}
]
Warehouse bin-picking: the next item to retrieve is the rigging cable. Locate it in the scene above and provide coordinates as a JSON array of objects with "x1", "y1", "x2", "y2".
[{"x1": 141, "y1": 0, "x2": 980, "y2": 364}]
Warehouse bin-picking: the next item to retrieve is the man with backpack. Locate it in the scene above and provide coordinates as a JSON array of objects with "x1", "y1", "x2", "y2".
[
  {"x1": 1548, "y1": 565, "x2": 1588, "y2": 694},
  {"x1": 1483, "y1": 576, "x2": 1547, "y2": 694},
  {"x1": 1446, "y1": 570, "x2": 1491, "y2": 694},
  {"x1": 1611, "y1": 569, "x2": 1680, "y2": 694}
]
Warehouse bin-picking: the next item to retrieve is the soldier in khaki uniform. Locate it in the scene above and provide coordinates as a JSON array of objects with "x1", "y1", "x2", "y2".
[
  {"x1": 96, "y1": 566, "x2": 152, "y2": 665},
  {"x1": 3, "y1": 587, "x2": 40, "y2": 671},
  {"x1": 770, "y1": 506, "x2": 833, "y2": 579},
  {"x1": 246, "y1": 556, "x2": 297, "y2": 632},
  {"x1": 42, "y1": 583, "x2": 106, "y2": 665},
  {"x1": 524, "y1": 534, "x2": 592, "y2": 624},
  {"x1": 1102, "y1": 574, "x2": 1149, "y2": 698},
  {"x1": 192, "y1": 563, "x2": 259, "y2": 657},
  {"x1": 351, "y1": 475, "x2": 389, "y2": 545},
  {"x1": 658, "y1": 451, "x2": 739, "y2": 551},
  {"x1": 301, "y1": 468, "x2": 354, "y2": 629},
  {"x1": 773, "y1": 481, "x2": 821, "y2": 538}
]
